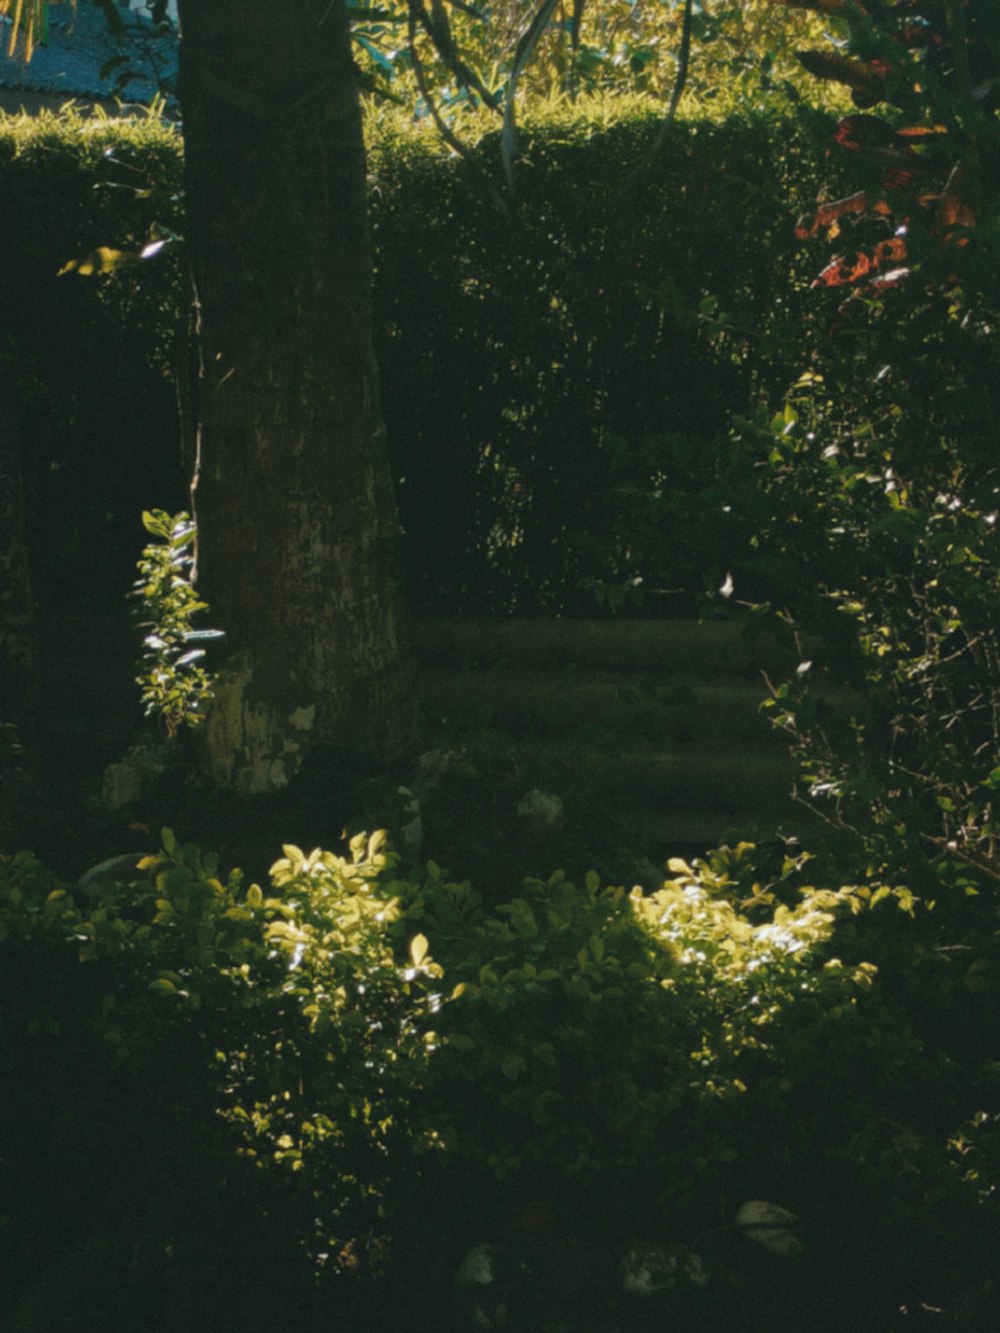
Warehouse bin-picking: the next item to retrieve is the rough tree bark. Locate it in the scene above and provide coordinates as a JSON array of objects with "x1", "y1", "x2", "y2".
[{"x1": 176, "y1": 0, "x2": 415, "y2": 791}]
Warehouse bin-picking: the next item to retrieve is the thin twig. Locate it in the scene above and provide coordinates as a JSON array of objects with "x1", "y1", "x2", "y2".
[
  {"x1": 626, "y1": 0, "x2": 694, "y2": 185},
  {"x1": 407, "y1": 2, "x2": 510, "y2": 215}
]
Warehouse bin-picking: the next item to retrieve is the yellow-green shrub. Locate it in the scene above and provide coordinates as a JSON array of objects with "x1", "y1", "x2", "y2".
[{"x1": 4, "y1": 830, "x2": 995, "y2": 1324}]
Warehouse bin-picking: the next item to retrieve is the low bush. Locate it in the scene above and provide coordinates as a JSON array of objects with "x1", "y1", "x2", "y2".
[{"x1": 4, "y1": 829, "x2": 999, "y2": 1327}]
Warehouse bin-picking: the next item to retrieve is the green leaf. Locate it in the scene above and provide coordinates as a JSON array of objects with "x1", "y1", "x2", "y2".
[
  {"x1": 445, "y1": 1033, "x2": 476, "y2": 1051},
  {"x1": 501, "y1": 1052, "x2": 527, "y2": 1080},
  {"x1": 410, "y1": 932, "x2": 429, "y2": 966}
]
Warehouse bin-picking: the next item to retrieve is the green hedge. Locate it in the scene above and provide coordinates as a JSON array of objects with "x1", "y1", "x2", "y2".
[
  {"x1": 371, "y1": 100, "x2": 835, "y2": 613},
  {"x1": 1, "y1": 99, "x2": 837, "y2": 615},
  {"x1": 0, "y1": 110, "x2": 186, "y2": 611}
]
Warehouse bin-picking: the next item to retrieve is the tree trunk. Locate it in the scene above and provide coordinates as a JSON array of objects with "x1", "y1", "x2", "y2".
[{"x1": 177, "y1": 0, "x2": 415, "y2": 791}]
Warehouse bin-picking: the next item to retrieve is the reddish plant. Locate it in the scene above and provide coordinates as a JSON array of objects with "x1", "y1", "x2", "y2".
[{"x1": 770, "y1": 0, "x2": 997, "y2": 287}]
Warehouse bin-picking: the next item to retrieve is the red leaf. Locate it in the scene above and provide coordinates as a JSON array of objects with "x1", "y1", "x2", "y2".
[
  {"x1": 813, "y1": 235, "x2": 908, "y2": 287},
  {"x1": 834, "y1": 114, "x2": 895, "y2": 150},
  {"x1": 796, "y1": 190, "x2": 892, "y2": 240},
  {"x1": 797, "y1": 50, "x2": 889, "y2": 101}
]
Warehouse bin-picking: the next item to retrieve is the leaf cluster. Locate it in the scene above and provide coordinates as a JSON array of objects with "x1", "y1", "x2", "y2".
[{"x1": 132, "y1": 509, "x2": 222, "y2": 740}]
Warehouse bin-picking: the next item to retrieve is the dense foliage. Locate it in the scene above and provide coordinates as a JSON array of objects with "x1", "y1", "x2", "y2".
[
  {"x1": 372, "y1": 97, "x2": 839, "y2": 613},
  {"x1": 0, "y1": 108, "x2": 185, "y2": 609},
  {"x1": 4, "y1": 3, "x2": 1000, "y2": 1324},
  {"x1": 737, "y1": 0, "x2": 1000, "y2": 900},
  {"x1": 355, "y1": 0, "x2": 835, "y2": 111},
  {"x1": 0, "y1": 98, "x2": 839, "y2": 614},
  {"x1": 4, "y1": 830, "x2": 998, "y2": 1328},
  {"x1": 579, "y1": 0, "x2": 1000, "y2": 909}
]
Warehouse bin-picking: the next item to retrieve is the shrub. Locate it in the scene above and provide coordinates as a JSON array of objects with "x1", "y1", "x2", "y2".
[
  {"x1": 10, "y1": 828, "x2": 999, "y2": 1325},
  {"x1": 717, "y1": 0, "x2": 1000, "y2": 919}
]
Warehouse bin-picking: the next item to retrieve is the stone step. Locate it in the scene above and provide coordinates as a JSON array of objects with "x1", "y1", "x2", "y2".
[
  {"x1": 417, "y1": 666, "x2": 849, "y2": 748},
  {"x1": 541, "y1": 744, "x2": 796, "y2": 809},
  {"x1": 641, "y1": 807, "x2": 814, "y2": 850},
  {"x1": 42, "y1": 615, "x2": 812, "y2": 693},
  {"x1": 412, "y1": 616, "x2": 805, "y2": 679},
  {"x1": 34, "y1": 615, "x2": 826, "y2": 846}
]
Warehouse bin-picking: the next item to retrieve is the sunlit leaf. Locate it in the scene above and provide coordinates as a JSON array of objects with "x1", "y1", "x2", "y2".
[
  {"x1": 58, "y1": 247, "x2": 142, "y2": 277},
  {"x1": 410, "y1": 932, "x2": 429, "y2": 966}
]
